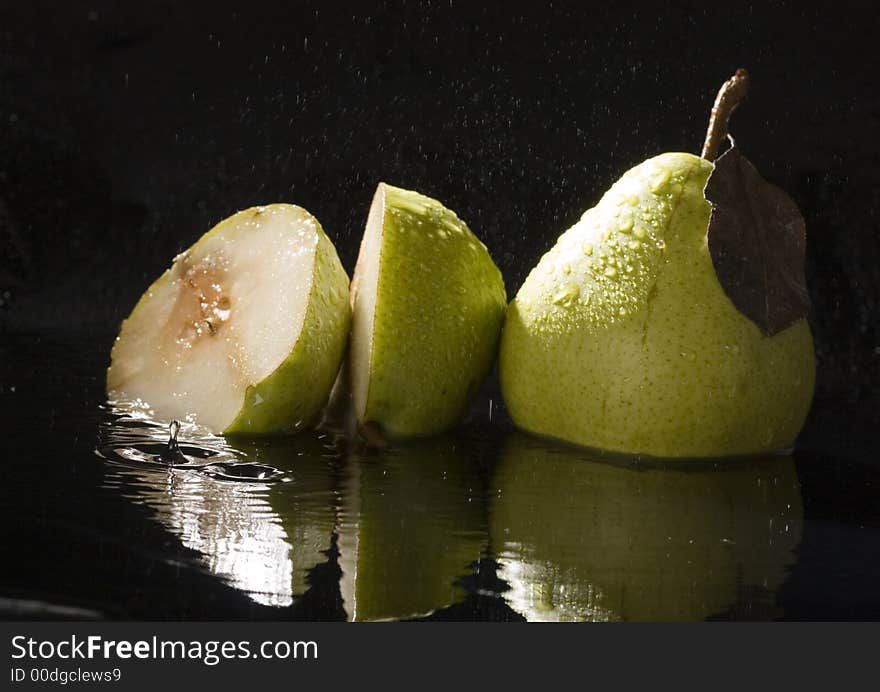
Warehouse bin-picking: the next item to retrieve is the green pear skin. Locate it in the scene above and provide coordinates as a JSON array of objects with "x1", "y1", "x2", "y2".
[
  {"x1": 499, "y1": 153, "x2": 815, "y2": 457},
  {"x1": 350, "y1": 183, "x2": 506, "y2": 438}
]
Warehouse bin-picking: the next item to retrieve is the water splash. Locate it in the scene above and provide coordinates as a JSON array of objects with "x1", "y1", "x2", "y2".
[
  {"x1": 96, "y1": 399, "x2": 286, "y2": 482},
  {"x1": 95, "y1": 398, "x2": 334, "y2": 607}
]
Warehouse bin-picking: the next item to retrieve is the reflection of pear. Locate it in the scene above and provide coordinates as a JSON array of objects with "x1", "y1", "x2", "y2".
[
  {"x1": 338, "y1": 435, "x2": 487, "y2": 620},
  {"x1": 231, "y1": 433, "x2": 340, "y2": 599},
  {"x1": 106, "y1": 429, "x2": 337, "y2": 608},
  {"x1": 489, "y1": 434, "x2": 803, "y2": 621}
]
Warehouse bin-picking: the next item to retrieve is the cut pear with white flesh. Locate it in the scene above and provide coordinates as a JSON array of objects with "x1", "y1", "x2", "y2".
[
  {"x1": 350, "y1": 183, "x2": 506, "y2": 438},
  {"x1": 107, "y1": 204, "x2": 351, "y2": 434}
]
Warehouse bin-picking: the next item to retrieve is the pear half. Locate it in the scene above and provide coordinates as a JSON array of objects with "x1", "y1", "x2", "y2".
[
  {"x1": 350, "y1": 183, "x2": 506, "y2": 438},
  {"x1": 500, "y1": 153, "x2": 815, "y2": 457},
  {"x1": 107, "y1": 204, "x2": 351, "y2": 434}
]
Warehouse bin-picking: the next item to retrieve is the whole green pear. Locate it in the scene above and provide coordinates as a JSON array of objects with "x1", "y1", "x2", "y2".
[{"x1": 499, "y1": 153, "x2": 815, "y2": 457}]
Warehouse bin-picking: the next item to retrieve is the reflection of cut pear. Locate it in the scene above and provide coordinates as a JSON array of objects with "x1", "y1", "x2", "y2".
[
  {"x1": 337, "y1": 435, "x2": 487, "y2": 620},
  {"x1": 105, "y1": 430, "x2": 338, "y2": 607},
  {"x1": 231, "y1": 433, "x2": 340, "y2": 597},
  {"x1": 107, "y1": 204, "x2": 350, "y2": 434},
  {"x1": 489, "y1": 434, "x2": 803, "y2": 621}
]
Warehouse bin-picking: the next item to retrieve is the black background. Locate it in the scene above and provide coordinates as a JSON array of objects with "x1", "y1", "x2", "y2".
[
  {"x1": 1, "y1": 1, "x2": 879, "y2": 620},
  {"x1": 2, "y1": 1, "x2": 878, "y2": 402}
]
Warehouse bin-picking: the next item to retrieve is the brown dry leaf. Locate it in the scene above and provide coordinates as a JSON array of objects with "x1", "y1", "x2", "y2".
[{"x1": 704, "y1": 147, "x2": 810, "y2": 336}]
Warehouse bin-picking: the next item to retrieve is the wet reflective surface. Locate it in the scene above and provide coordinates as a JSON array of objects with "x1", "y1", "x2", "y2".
[
  {"x1": 2, "y1": 331, "x2": 880, "y2": 620},
  {"x1": 98, "y1": 411, "x2": 337, "y2": 608},
  {"x1": 491, "y1": 436, "x2": 802, "y2": 621}
]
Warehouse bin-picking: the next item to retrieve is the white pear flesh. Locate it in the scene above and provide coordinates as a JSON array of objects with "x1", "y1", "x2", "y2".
[
  {"x1": 350, "y1": 183, "x2": 506, "y2": 438},
  {"x1": 107, "y1": 204, "x2": 350, "y2": 434}
]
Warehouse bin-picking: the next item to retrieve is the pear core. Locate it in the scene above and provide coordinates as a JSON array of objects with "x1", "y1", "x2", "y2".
[{"x1": 499, "y1": 153, "x2": 815, "y2": 458}]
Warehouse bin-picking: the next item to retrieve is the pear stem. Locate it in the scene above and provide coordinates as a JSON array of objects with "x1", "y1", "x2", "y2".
[{"x1": 701, "y1": 68, "x2": 751, "y2": 161}]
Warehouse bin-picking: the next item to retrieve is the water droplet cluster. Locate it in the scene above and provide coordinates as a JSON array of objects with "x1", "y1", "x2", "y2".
[{"x1": 517, "y1": 158, "x2": 689, "y2": 332}]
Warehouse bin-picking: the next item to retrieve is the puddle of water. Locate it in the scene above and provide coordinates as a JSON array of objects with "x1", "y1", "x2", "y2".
[
  {"x1": 5, "y1": 333, "x2": 879, "y2": 621},
  {"x1": 488, "y1": 433, "x2": 804, "y2": 621},
  {"x1": 96, "y1": 399, "x2": 340, "y2": 608}
]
